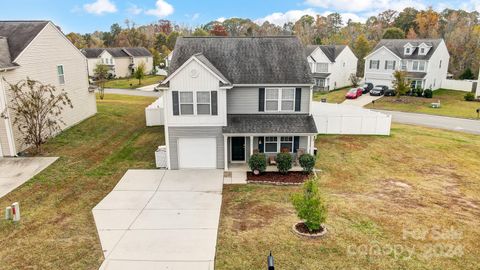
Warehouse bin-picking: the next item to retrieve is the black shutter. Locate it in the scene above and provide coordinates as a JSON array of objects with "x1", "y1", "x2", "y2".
[
  {"x1": 259, "y1": 88, "x2": 265, "y2": 112},
  {"x1": 258, "y1": 137, "x2": 264, "y2": 153},
  {"x1": 211, "y1": 91, "x2": 218, "y2": 115},
  {"x1": 172, "y1": 91, "x2": 179, "y2": 115},
  {"x1": 393, "y1": 61, "x2": 396, "y2": 69},
  {"x1": 295, "y1": 88, "x2": 302, "y2": 112},
  {"x1": 384, "y1": 61, "x2": 387, "y2": 69},
  {"x1": 369, "y1": 60, "x2": 372, "y2": 69},
  {"x1": 293, "y1": 136, "x2": 300, "y2": 153}
]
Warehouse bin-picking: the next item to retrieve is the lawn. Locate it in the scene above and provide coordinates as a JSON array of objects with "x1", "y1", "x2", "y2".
[
  {"x1": 312, "y1": 87, "x2": 349, "y2": 103},
  {"x1": 216, "y1": 124, "x2": 480, "y2": 269},
  {"x1": 104, "y1": 75, "x2": 164, "y2": 89},
  {"x1": 365, "y1": 89, "x2": 480, "y2": 119},
  {"x1": 0, "y1": 94, "x2": 163, "y2": 269}
]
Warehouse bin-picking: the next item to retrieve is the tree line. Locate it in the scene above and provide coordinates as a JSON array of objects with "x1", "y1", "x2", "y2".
[{"x1": 66, "y1": 8, "x2": 480, "y2": 79}]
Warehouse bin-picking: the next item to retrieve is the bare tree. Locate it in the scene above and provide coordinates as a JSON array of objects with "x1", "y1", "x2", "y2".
[
  {"x1": 349, "y1": 73, "x2": 360, "y2": 87},
  {"x1": 94, "y1": 63, "x2": 109, "y2": 100},
  {"x1": 1, "y1": 78, "x2": 73, "y2": 153}
]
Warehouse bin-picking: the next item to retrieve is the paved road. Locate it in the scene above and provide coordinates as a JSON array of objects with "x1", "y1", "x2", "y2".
[
  {"x1": 377, "y1": 110, "x2": 480, "y2": 135},
  {"x1": 104, "y1": 88, "x2": 161, "y2": 97},
  {"x1": 342, "y1": 94, "x2": 383, "y2": 107}
]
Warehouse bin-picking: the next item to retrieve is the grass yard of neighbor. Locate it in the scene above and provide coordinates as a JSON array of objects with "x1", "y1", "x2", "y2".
[
  {"x1": 312, "y1": 87, "x2": 349, "y2": 104},
  {"x1": 0, "y1": 94, "x2": 163, "y2": 269},
  {"x1": 216, "y1": 124, "x2": 480, "y2": 269},
  {"x1": 103, "y1": 75, "x2": 164, "y2": 89},
  {"x1": 366, "y1": 89, "x2": 480, "y2": 119}
]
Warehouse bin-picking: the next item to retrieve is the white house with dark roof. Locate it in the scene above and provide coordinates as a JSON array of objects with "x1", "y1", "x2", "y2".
[
  {"x1": 306, "y1": 45, "x2": 357, "y2": 91},
  {"x1": 81, "y1": 47, "x2": 153, "y2": 78},
  {"x1": 156, "y1": 36, "x2": 317, "y2": 170},
  {"x1": 364, "y1": 39, "x2": 450, "y2": 90},
  {"x1": 0, "y1": 21, "x2": 97, "y2": 157}
]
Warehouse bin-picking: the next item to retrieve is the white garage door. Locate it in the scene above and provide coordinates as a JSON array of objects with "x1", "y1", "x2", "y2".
[{"x1": 177, "y1": 138, "x2": 217, "y2": 169}]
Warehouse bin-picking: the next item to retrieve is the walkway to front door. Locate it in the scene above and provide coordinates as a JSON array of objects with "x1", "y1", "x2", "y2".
[
  {"x1": 231, "y1": 137, "x2": 245, "y2": 162},
  {"x1": 93, "y1": 169, "x2": 224, "y2": 270}
]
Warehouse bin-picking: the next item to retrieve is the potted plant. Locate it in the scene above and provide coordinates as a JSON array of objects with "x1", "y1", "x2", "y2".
[{"x1": 248, "y1": 153, "x2": 267, "y2": 175}]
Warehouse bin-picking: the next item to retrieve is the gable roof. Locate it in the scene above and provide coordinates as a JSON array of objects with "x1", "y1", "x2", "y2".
[
  {"x1": 170, "y1": 36, "x2": 313, "y2": 85},
  {"x1": 81, "y1": 47, "x2": 152, "y2": 58},
  {"x1": 372, "y1": 39, "x2": 443, "y2": 60},
  {"x1": 306, "y1": 45, "x2": 346, "y2": 62},
  {"x1": 0, "y1": 21, "x2": 49, "y2": 63},
  {"x1": 193, "y1": 53, "x2": 231, "y2": 84}
]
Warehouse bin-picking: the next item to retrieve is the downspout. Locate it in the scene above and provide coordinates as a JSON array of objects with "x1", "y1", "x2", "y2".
[{"x1": 0, "y1": 72, "x2": 17, "y2": 156}]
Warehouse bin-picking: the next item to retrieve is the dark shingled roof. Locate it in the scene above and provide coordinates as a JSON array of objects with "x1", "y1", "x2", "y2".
[
  {"x1": 223, "y1": 114, "x2": 318, "y2": 134},
  {"x1": 0, "y1": 37, "x2": 19, "y2": 69},
  {"x1": 0, "y1": 21, "x2": 49, "y2": 61},
  {"x1": 373, "y1": 39, "x2": 443, "y2": 60},
  {"x1": 170, "y1": 36, "x2": 313, "y2": 84},
  {"x1": 81, "y1": 47, "x2": 152, "y2": 58},
  {"x1": 306, "y1": 45, "x2": 346, "y2": 62},
  {"x1": 193, "y1": 53, "x2": 231, "y2": 84}
]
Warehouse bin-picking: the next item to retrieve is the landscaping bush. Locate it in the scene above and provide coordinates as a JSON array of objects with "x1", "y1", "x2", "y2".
[
  {"x1": 424, "y1": 89, "x2": 433, "y2": 98},
  {"x1": 415, "y1": 87, "x2": 424, "y2": 97},
  {"x1": 292, "y1": 178, "x2": 327, "y2": 232},
  {"x1": 464, "y1": 92, "x2": 475, "y2": 101},
  {"x1": 299, "y1": 153, "x2": 316, "y2": 174},
  {"x1": 276, "y1": 152, "x2": 293, "y2": 174},
  {"x1": 248, "y1": 153, "x2": 267, "y2": 174}
]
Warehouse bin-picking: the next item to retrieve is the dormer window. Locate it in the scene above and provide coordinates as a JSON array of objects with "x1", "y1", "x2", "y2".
[
  {"x1": 418, "y1": 43, "x2": 431, "y2": 55},
  {"x1": 404, "y1": 43, "x2": 414, "y2": 55},
  {"x1": 405, "y1": 48, "x2": 411, "y2": 54}
]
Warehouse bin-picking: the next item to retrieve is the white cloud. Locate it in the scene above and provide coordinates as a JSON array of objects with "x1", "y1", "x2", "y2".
[
  {"x1": 145, "y1": 0, "x2": 174, "y2": 18},
  {"x1": 216, "y1": 17, "x2": 226, "y2": 23},
  {"x1": 255, "y1": 9, "x2": 365, "y2": 26},
  {"x1": 83, "y1": 0, "x2": 117, "y2": 15},
  {"x1": 127, "y1": 4, "x2": 142, "y2": 15},
  {"x1": 305, "y1": 0, "x2": 426, "y2": 13}
]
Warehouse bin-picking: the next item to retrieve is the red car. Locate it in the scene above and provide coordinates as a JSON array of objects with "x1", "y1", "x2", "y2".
[{"x1": 345, "y1": 87, "x2": 363, "y2": 99}]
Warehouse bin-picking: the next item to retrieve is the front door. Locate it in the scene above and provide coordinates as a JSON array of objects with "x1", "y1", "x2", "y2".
[{"x1": 231, "y1": 137, "x2": 245, "y2": 161}]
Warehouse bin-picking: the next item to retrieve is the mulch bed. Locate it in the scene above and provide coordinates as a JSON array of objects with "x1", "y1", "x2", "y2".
[
  {"x1": 247, "y1": 171, "x2": 311, "y2": 185},
  {"x1": 294, "y1": 222, "x2": 325, "y2": 235}
]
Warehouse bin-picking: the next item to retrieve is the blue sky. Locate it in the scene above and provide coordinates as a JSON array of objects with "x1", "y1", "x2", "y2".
[{"x1": 2, "y1": 0, "x2": 479, "y2": 33}]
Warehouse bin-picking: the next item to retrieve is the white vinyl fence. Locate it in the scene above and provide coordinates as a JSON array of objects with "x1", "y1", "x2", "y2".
[
  {"x1": 145, "y1": 96, "x2": 164, "y2": 126},
  {"x1": 311, "y1": 102, "x2": 391, "y2": 135},
  {"x1": 441, "y1": 79, "x2": 477, "y2": 92}
]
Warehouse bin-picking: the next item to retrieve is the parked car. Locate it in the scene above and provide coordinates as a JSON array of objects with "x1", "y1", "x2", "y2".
[
  {"x1": 362, "y1": 83, "x2": 374, "y2": 94},
  {"x1": 370, "y1": 85, "x2": 388, "y2": 96},
  {"x1": 384, "y1": 88, "x2": 397, "y2": 96},
  {"x1": 345, "y1": 88, "x2": 363, "y2": 99}
]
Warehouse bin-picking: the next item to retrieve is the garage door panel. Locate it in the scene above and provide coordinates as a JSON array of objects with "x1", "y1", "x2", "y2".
[{"x1": 177, "y1": 138, "x2": 216, "y2": 169}]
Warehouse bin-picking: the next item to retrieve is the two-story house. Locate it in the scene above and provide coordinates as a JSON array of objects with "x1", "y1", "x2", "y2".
[
  {"x1": 0, "y1": 21, "x2": 97, "y2": 157},
  {"x1": 364, "y1": 39, "x2": 450, "y2": 90},
  {"x1": 157, "y1": 36, "x2": 317, "y2": 170},
  {"x1": 82, "y1": 47, "x2": 153, "y2": 78},
  {"x1": 306, "y1": 45, "x2": 358, "y2": 91}
]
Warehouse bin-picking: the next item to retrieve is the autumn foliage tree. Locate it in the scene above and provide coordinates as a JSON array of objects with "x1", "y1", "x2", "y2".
[
  {"x1": 210, "y1": 24, "x2": 228, "y2": 36},
  {"x1": 1, "y1": 78, "x2": 73, "y2": 153}
]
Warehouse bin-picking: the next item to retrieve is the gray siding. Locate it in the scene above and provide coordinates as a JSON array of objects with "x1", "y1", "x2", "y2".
[
  {"x1": 227, "y1": 87, "x2": 310, "y2": 114},
  {"x1": 168, "y1": 126, "x2": 224, "y2": 169}
]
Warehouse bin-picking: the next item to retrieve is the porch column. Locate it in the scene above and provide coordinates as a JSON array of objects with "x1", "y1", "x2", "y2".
[
  {"x1": 307, "y1": 135, "x2": 311, "y2": 154},
  {"x1": 310, "y1": 136, "x2": 316, "y2": 155},
  {"x1": 224, "y1": 135, "x2": 228, "y2": 171},
  {"x1": 249, "y1": 136, "x2": 254, "y2": 157}
]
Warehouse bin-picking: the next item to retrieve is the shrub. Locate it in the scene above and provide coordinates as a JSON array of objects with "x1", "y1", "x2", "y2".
[
  {"x1": 299, "y1": 153, "x2": 316, "y2": 174},
  {"x1": 415, "y1": 87, "x2": 424, "y2": 97},
  {"x1": 248, "y1": 153, "x2": 267, "y2": 174},
  {"x1": 292, "y1": 178, "x2": 327, "y2": 232},
  {"x1": 424, "y1": 89, "x2": 433, "y2": 98},
  {"x1": 276, "y1": 152, "x2": 293, "y2": 174},
  {"x1": 464, "y1": 92, "x2": 475, "y2": 101}
]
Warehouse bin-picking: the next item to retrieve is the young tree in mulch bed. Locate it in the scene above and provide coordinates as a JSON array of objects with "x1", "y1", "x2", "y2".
[{"x1": 291, "y1": 178, "x2": 327, "y2": 237}]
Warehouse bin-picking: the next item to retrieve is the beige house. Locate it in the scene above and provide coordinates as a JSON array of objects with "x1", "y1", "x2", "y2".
[
  {"x1": 82, "y1": 47, "x2": 153, "y2": 78},
  {"x1": 0, "y1": 21, "x2": 97, "y2": 157}
]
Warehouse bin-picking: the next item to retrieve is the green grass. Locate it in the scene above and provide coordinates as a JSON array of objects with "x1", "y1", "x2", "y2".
[
  {"x1": 365, "y1": 89, "x2": 480, "y2": 119},
  {"x1": 0, "y1": 94, "x2": 163, "y2": 269},
  {"x1": 312, "y1": 87, "x2": 350, "y2": 104},
  {"x1": 216, "y1": 124, "x2": 480, "y2": 269},
  {"x1": 104, "y1": 75, "x2": 164, "y2": 89}
]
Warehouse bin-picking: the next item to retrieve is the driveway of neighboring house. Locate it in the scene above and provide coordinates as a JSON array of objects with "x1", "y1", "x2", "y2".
[
  {"x1": 94, "y1": 169, "x2": 224, "y2": 270},
  {"x1": 342, "y1": 94, "x2": 383, "y2": 107},
  {"x1": 104, "y1": 88, "x2": 161, "y2": 97},
  {"x1": 136, "y1": 84, "x2": 158, "y2": 92},
  {"x1": 0, "y1": 157, "x2": 58, "y2": 198}
]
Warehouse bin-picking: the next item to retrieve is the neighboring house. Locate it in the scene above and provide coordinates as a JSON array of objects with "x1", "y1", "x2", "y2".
[
  {"x1": 0, "y1": 21, "x2": 97, "y2": 157},
  {"x1": 364, "y1": 39, "x2": 449, "y2": 90},
  {"x1": 165, "y1": 51, "x2": 173, "y2": 68},
  {"x1": 306, "y1": 45, "x2": 357, "y2": 91},
  {"x1": 81, "y1": 47, "x2": 153, "y2": 78},
  {"x1": 157, "y1": 36, "x2": 317, "y2": 170},
  {"x1": 477, "y1": 69, "x2": 480, "y2": 98}
]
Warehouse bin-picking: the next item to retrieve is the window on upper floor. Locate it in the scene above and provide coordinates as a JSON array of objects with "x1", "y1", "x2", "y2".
[
  {"x1": 405, "y1": 47, "x2": 411, "y2": 54},
  {"x1": 420, "y1": 48, "x2": 425, "y2": 54},
  {"x1": 57, "y1": 65, "x2": 65, "y2": 85},
  {"x1": 412, "y1": 61, "x2": 425, "y2": 71},
  {"x1": 316, "y1": 63, "x2": 328, "y2": 73},
  {"x1": 401, "y1": 60, "x2": 407, "y2": 70},
  {"x1": 265, "y1": 88, "x2": 295, "y2": 112},
  {"x1": 385, "y1": 60, "x2": 396, "y2": 70},
  {"x1": 179, "y1": 92, "x2": 194, "y2": 115},
  {"x1": 369, "y1": 60, "x2": 380, "y2": 69},
  {"x1": 196, "y1": 91, "x2": 211, "y2": 115}
]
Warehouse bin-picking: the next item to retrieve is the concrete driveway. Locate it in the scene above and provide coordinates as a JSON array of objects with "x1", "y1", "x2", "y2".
[
  {"x1": 342, "y1": 94, "x2": 383, "y2": 107},
  {"x1": 103, "y1": 88, "x2": 161, "y2": 97},
  {"x1": 0, "y1": 157, "x2": 58, "y2": 198},
  {"x1": 93, "y1": 169, "x2": 224, "y2": 270}
]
